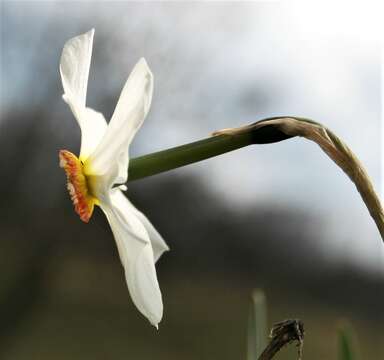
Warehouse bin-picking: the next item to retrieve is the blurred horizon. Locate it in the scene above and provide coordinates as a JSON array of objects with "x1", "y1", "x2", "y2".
[{"x1": 1, "y1": 1, "x2": 383, "y2": 359}]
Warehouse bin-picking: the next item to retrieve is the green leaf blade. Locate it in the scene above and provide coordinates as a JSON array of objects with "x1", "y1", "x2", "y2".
[
  {"x1": 247, "y1": 289, "x2": 268, "y2": 360},
  {"x1": 338, "y1": 320, "x2": 358, "y2": 360}
]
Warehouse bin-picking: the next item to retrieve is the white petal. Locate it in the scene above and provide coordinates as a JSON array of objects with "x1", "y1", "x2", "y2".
[
  {"x1": 78, "y1": 108, "x2": 108, "y2": 160},
  {"x1": 130, "y1": 209, "x2": 169, "y2": 263},
  {"x1": 60, "y1": 29, "x2": 94, "y2": 115},
  {"x1": 86, "y1": 58, "x2": 153, "y2": 185},
  {"x1": 126, "y1": 203, "x2": 169, "y2": 263},
  {"x1": 113, "y1": 189, "x2": 169, "y2": 262},
  {"x1": 60, "y1": 29, "x2": 107, "y2": 159},
  {"x1": 101, "y1": 190, "x2": 163, "y2": 326}
]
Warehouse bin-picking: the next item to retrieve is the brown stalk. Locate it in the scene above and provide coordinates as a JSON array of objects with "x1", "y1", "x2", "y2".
[{"x1": 214, "y1": 117, "x2": 384, "y2": 242}]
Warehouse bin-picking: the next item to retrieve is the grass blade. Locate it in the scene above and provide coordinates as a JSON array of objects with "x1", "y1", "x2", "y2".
[
  {"x1": 247, "y1": 289, "x2": 268, "y2": 360},
  {"x1": 338, "y1": 320, "x2": 358, "y2": 360}
]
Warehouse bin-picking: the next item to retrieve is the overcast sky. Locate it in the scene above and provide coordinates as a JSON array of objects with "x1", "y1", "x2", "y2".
[{"x1": 1, "y1": 1, "x2": 383, "y2": 271}]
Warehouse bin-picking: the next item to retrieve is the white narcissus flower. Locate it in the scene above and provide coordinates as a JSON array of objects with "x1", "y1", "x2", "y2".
[{"x1": 58, "y1": 29, "x2": 169, "y2": 327}]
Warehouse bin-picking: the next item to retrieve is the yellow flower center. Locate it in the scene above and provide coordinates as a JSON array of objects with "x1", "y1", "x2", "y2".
[{"x1": 59, "y1": 150, "x2": 99, "y2": 222}]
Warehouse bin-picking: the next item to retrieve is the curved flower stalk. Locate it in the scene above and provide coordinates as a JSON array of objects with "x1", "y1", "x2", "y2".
[
  {"x1": 127, "y1": 118, "x2": 384, "y2": 243},
  {"x1": 59, "y1": 29, "x2": 169, "y2": 327}
]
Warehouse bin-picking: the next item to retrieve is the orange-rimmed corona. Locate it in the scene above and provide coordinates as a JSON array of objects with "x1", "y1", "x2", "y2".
[{"x1": 59, "y1": 149, "x2": 98, "y2": 222}]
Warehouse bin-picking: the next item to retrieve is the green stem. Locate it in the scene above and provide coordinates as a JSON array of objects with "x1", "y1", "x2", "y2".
[
  {"x1": 127, "y1": 116, "x2": 384, "y2": 243},
  {"x1": 128, "y1": 132, "x2": 253, "y2": 181}
]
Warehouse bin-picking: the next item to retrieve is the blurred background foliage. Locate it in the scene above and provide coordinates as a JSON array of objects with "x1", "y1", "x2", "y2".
[{"x1": 1, "y1": 1, "x2": 383, "y2": 359}]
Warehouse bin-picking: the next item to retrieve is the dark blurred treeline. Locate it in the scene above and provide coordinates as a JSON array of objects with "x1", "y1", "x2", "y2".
[{"x1": 0, "y1": 109, "x2": 383, "y2": 359}]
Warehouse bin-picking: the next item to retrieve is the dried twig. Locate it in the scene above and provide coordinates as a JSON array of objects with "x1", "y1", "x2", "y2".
[{"x1": 257, "y1": 319, "x2": 305, "y2": 360}]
